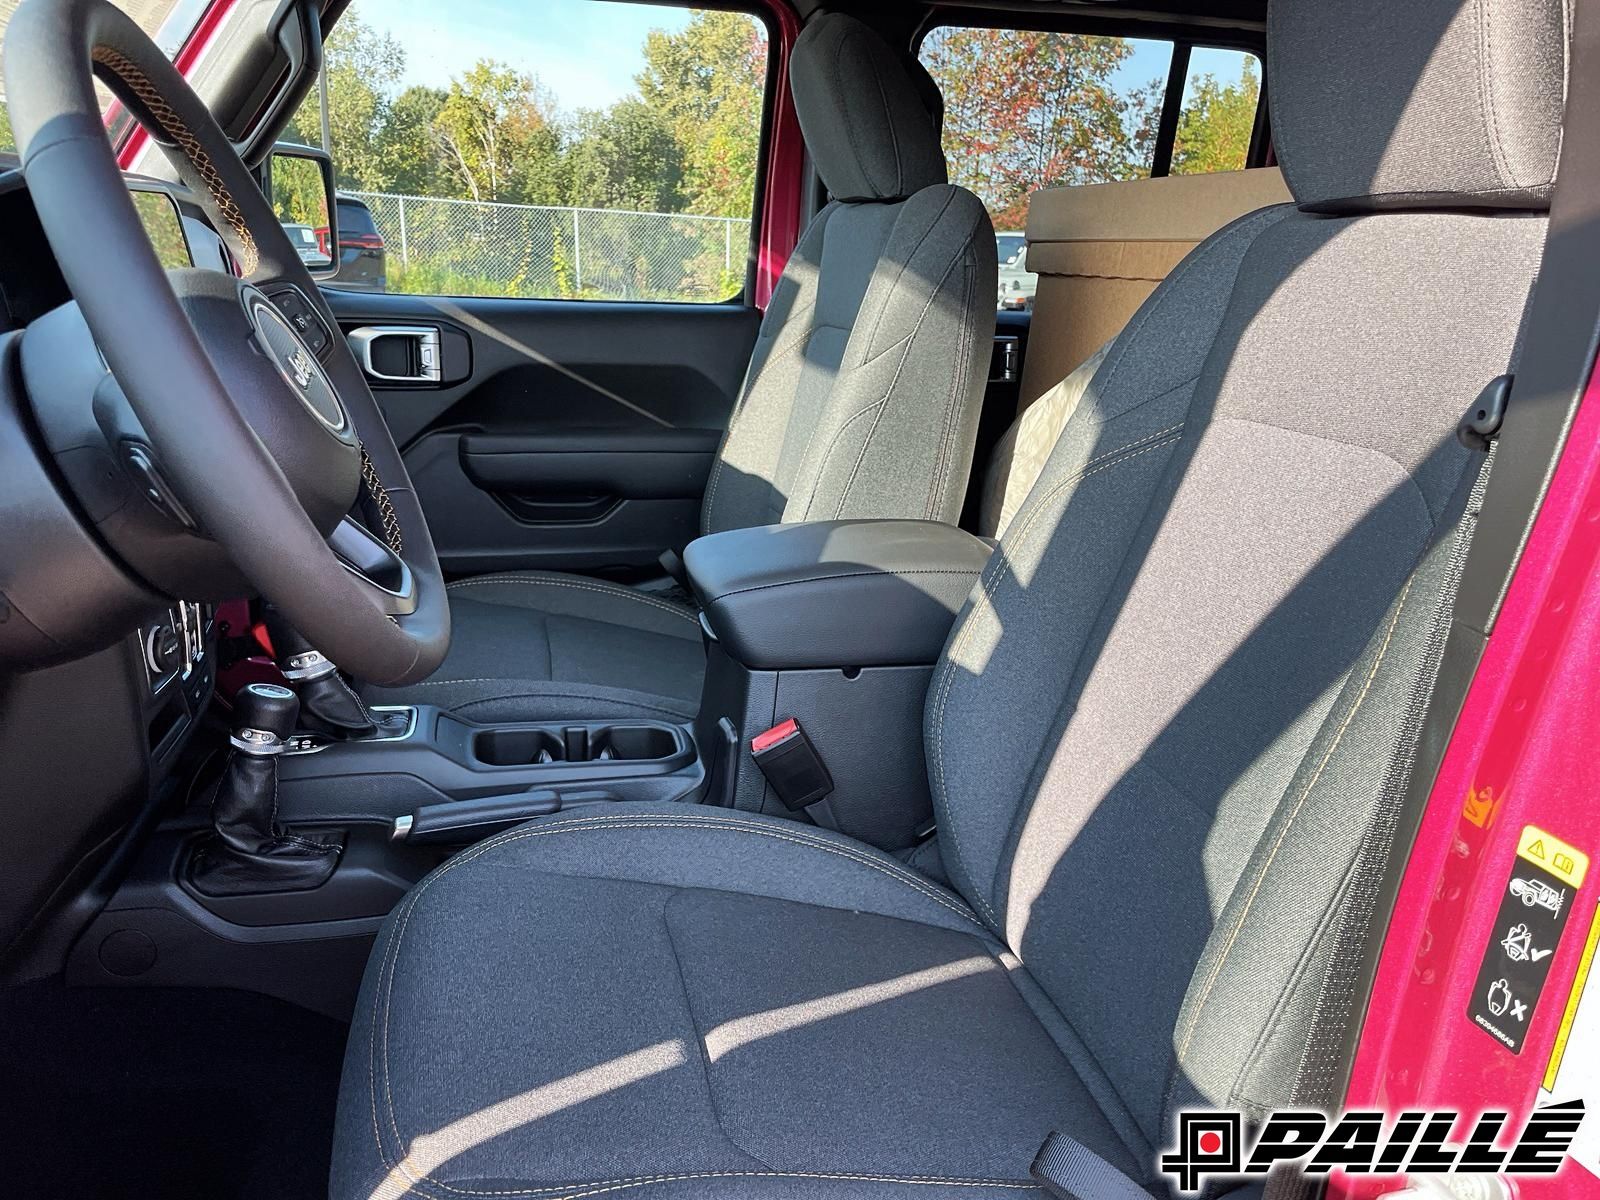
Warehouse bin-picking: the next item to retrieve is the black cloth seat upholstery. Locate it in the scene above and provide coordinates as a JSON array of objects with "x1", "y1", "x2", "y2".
[
  {"x1": 389, "y1": 573, "x2": 705, "y2": 723},
  {"x1": 368, "y1": 14, "x2": 996, "y2": 721},
  {"x1": 337, "y1": 807, "x2": 1139, "y2": 1199},
  {"x1": 333, "y1": 0, "x2": 1567, "y2": 1195}
]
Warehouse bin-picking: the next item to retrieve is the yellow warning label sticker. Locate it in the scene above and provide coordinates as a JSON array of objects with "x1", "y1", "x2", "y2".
[
  {"x1": 1544, "y1": 905, "x2": 1600, "y2": 1091},
  {"x1": 1517, "y1": 825, "x2": 1590, "y2": 890}
]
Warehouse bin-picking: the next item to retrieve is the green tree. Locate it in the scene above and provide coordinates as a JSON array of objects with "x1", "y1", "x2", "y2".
[
  {"x1": 1170, "y1": 57, "x2": 1259, "y2": 175},
  {"x1": 282, "y1": 15, "x2": 406, "y2": 191},
  {"x1": 565, "y1": 99, "x2": 684, "y2": 211},
  {"x1": 921, "y1": 27, "x2": 1152, "y2": 230},
  {"x1": 637, "y1": 11, "x2": 766, "y2": 217},
  {"x1": 378, "y1": 85, "x2": 448, "y2": 195},
  {"x1": 430, "y1": 61, "x2": 564, "y2": 204}
]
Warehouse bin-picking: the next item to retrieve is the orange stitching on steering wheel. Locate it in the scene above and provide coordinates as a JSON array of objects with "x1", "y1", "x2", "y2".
[
  {"x1": 90, "y1": 44, "x2": 261, "y2": 275},
  {"x1": 91, "y1": 46, "x2": 409, "y2": 558}
]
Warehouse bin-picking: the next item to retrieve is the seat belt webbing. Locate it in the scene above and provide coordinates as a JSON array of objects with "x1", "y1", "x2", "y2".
[{"x1": 1031, "y1": 1131, "x2": 1155, "y2": 1200}]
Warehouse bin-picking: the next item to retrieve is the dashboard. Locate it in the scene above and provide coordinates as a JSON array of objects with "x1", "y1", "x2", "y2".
[
  {"x1": 0, "y1": 162, "x2": 237, "y2": 961},
  {"x1": 0, "y1": 158, "x2": 233, "y2": 331}
]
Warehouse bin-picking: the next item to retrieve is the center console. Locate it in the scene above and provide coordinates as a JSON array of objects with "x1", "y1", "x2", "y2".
[
  {"x1": 275, "y1": 706, "x2": 699, "y2": 824},
  {"x1": 686, "y1": 519, "x2": 993, "y2": 849},
  {"x1": 68, "y1": 518, "x2": 995, "y2": 1018}
]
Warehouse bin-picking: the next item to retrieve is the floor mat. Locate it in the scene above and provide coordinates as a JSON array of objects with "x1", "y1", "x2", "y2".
[{"x1": 0, "y1": 982, "x2": 348, "y2": 1200}]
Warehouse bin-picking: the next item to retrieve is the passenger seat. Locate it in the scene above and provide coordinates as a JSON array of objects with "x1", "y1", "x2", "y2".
[
  {"x1": 982, "y1": 168, "x2": 1290, "y2": 536},
  {"x1": 368, "y1": 13, "x2": 997, "y2": 723}
]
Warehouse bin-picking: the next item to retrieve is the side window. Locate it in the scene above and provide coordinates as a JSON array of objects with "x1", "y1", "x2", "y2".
[
  {"x1": 918, "y1": 29, "x2": 1173, "y2": 231},
  {"x1": 288, "y1": 0, "x2": 770, "y2": 302},
  {"x1": 1171, "y1": 50, "x2": 1262, "y2": 175}
]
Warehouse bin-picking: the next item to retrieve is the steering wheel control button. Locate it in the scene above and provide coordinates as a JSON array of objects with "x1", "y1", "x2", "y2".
[
  {"x1": 265, "y1": 286, "x2": 332, "y2": 357},
  {"x1": 247, "y1": 294, "x2": 348, "y2": 434}
]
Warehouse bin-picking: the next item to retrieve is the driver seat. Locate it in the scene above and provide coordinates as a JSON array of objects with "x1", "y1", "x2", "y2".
[{"x1": 332, "y1": 0, "x2": 1564, "y2": 1194}]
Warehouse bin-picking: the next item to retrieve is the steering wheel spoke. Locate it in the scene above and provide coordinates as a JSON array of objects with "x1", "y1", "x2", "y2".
[{"x1": 328, "y1": 518, "x2": 418, "y2": 617}]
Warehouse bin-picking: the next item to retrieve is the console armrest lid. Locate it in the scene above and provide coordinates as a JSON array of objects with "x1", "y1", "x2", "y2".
[{"x1": 684, "y1": 519, "x2": 992, "y2": 670}]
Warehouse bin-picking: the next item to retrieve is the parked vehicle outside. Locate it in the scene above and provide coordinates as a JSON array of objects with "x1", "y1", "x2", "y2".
[
  {"x1": 319, "y1": 195, "x2": 387, "y2": 292},
  {"x1": 998, "y1": 242, "x2": 1036, "y2": 310},
  {"x1": 996, "y1": 230, "x2": 1026, "y2": 267},
  {"x1": 280, "y1": 221, "x2": 322, "y2": 267}
]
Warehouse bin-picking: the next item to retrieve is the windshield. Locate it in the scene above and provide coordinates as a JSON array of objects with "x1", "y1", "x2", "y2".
[
  {"x1": 996, "y1": 233, "x2": 1026, "y2": 266},
  {"x1": 0, "y1": 0, "x2": 209, "y2": 154}
]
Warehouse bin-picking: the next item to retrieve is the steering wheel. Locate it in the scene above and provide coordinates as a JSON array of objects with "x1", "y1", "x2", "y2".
[{"x1": 3, "y1": 0, "x2": 448, "y2": 686}]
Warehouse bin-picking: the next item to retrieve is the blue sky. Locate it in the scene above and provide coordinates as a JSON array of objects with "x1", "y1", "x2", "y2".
[
  {"x1": 355, "y1": 0, "x2": 693, "y2": 110},
  {"x1": 349, "y1": 0, "x2": 1254, "y2": 115}
]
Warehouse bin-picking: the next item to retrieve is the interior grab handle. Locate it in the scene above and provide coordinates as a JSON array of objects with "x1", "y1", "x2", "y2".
[{"x1": 347, "y1": 325, "x2": 442, "y2": 384}]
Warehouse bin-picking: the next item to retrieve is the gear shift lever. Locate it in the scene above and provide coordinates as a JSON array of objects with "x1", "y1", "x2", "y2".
[
  {"x1": 263, "y1": 607, "x2": 406, "y2": 739},
  {"x1": 190, "y1": 682, "x2": 341, "y2": 895}
]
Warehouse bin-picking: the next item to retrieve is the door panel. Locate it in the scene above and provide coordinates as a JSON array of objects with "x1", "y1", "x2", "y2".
[{"x1": 322, "y1": 289, "x2": 760, "y2": 577}]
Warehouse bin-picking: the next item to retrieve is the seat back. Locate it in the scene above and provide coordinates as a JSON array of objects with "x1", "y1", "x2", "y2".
[
  {"x1": 927, "y1": 0, "x2": 1564, "y2": 1165},
  {"x1": 701, "y1": 13, "x2": 996, "y2": 535},
  {"x1": 979, "y1": 171, "x2": 1293, "y2": 538},
  {"x1": 1017, "y1": 169, "x2": 1293, "y2": 410}
]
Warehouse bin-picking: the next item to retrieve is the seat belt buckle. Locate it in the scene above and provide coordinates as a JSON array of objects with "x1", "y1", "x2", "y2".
[{"x1": 750, "y1": 718, "x2": 834, "y2": 811}]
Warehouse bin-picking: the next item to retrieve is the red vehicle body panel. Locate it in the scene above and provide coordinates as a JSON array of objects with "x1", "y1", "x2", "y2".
[
  {"x1": 753, "y1": 0, "x2": 803, "y2": 308},
  {"x1": 1338, "y1": 355, "x2": 1600, "y2": 1200},
  {"x1": 115, "y1": 0, "x2": 239, "y2": 170}
]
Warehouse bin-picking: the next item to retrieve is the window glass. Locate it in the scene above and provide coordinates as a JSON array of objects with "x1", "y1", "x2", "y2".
[
  {"x1": 1170, "y1": 49, "x2": 1261, "y2": 175},
  {"x1": 289, "y1": 0, "x2": 769, "y2": 301},
  {"x1": 919, "y1": 29, "x2": 1173, "y2": 231}
]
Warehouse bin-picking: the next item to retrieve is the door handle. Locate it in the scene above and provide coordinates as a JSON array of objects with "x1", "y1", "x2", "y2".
[{"x1": 347, "y1": 325, "x2": 442, "y2": 384}]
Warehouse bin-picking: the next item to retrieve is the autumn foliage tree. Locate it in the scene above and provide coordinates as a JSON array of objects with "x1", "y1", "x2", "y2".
[
  {"x1": 1170, "y1": 57, "x2": 1260, "y2": 175},
  {"x1": 921, "y1": 27, "x2": 1156, "y2": 229}
]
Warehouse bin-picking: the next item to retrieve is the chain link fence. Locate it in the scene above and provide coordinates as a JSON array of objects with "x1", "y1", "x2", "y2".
[{"x1": 345, "y1": 191, "x2": 751, "y2": 302}]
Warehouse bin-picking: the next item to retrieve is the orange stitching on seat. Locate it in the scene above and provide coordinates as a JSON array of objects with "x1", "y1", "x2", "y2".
[
  {"x1": 1173, "y1": 576, "x2": 1417, "y2": 1068},
  {"x1": 930, "y1": 423, "x2": 1187, "y2": 926},
  {"x1": 91, "y1": 45, "x2": 260, "y2": 275}
]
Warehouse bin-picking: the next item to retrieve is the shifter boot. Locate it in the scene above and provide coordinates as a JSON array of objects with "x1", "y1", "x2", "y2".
[
  {"x1": 190, "y1": 683, "x2": 341, "y2": 896},
  {"x1": 264, "y1": 607, "x2": 394, "y2": 738}
]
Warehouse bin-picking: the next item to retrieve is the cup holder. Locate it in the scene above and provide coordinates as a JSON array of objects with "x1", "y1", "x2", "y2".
[
  {"x1": 591, "y1": 725, "x2": 678, "y2": 762},
  {"x1": 473, "y1": 729, "x2": 566, "y2": 766},
  {"x1": 470, "y1": 723, "x2": 681, "y2": 768}
]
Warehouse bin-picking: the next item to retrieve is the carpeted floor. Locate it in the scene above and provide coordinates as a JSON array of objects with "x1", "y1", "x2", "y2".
[{"x1": 0, "y1": 982, "x2": 347, "y2": 1199}]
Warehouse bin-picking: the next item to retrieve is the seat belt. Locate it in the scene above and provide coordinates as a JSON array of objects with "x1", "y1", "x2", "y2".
[
  {"x1": 1031, "y1": 1131, "x2": 1155, "y2": 1200},
  {"x1": 1033, "y1": 382, "x2": 1506, "y2": 1200}
]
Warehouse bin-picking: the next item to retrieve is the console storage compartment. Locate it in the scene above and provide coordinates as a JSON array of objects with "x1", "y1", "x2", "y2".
[{"x1": 685, "y1": 519, "x2": 992, "y2": 850}]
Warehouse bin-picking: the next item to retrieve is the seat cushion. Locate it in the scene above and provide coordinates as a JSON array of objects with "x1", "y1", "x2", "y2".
[
  {"x1": 333, "y1": 805, "x2": 1144, "y2": 1200},
  {"x1": 365, "y1": 572, "x2": 706, "y2": 722}
]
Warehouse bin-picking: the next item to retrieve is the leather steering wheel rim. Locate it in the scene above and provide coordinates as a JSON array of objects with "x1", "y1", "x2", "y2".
[{"x1": 2, "y1": 0, "x2": 449, "y2": 686}]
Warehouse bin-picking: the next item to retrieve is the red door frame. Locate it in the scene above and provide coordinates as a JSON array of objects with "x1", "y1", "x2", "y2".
[{"x1": 1335, "y1": 354, "x2": 1600, "y2": 1200}]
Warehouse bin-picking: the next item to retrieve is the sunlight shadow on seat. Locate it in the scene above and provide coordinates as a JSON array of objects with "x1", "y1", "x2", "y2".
[
  {"x1": 374, "y1": 955, "x2": 1005, "y2": 1198},
  {"x1": 369, "y1": 1039, "x2": 689, "y2": 1200},
  {"x1": 703, "y1": 954, "x2": 993, "y2": 1062}
]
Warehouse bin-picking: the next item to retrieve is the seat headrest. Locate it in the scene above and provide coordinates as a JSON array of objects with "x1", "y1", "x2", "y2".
[
  {"x1": 790, "y1": 13, "x2": 948, "y2": 203},
  {"x1": 1269, "y1": 0, "x2": 1570, "y2": 213}
]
